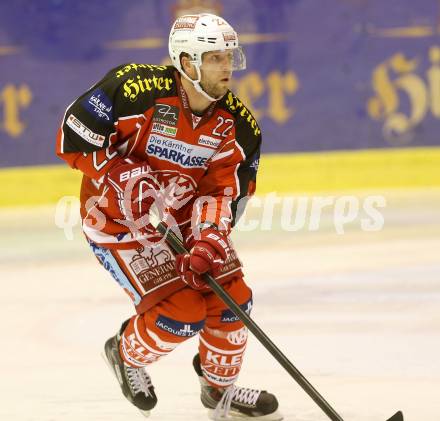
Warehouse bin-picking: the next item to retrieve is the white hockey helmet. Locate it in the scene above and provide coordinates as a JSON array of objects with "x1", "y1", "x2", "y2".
[{"x1": 169, "y1": 13, "x2": 246, "y2": 101}]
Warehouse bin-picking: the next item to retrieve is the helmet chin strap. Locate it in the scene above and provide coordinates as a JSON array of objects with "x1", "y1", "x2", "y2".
[
  {"x1": 181, "y1": 65, "x2": 223, "y2": 102},
  {"x1": 194, "y1": 80, "x2": 220, "y2": 102}
]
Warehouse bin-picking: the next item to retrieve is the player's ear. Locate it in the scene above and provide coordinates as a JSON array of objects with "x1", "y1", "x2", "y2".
[{"x1": 180, "y1": 53, "x2": 196, "y2": 79}]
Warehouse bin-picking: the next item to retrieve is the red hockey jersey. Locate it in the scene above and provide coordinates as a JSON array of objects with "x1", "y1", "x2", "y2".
[{"x1": 56, "y1": 63, "x2": 261, "y2": 250}]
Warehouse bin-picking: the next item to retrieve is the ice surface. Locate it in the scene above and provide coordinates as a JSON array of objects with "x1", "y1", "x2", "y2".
[{"x1": 1, "y1": 189, "x2": 439, "y2": 420}]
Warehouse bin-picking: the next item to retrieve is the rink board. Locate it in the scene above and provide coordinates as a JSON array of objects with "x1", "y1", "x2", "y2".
[{"x1": 1, "y1": 147, "x2": 440, "y2": 207}]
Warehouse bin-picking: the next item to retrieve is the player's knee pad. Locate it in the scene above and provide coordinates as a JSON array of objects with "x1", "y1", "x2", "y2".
[{"x1": 120, "y1": 288, "x2": 206, "y2": 367}]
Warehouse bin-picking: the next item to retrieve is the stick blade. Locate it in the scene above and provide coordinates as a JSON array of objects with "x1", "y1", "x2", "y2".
[{"x1": 386, "y1": 411, "x2": 403, "y2": 421}]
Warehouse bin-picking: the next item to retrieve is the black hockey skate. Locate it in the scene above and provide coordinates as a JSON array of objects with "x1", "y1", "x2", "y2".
[
  {"x1": 193, "y1": 354, "x2": 283, "y2": 420},
  {"x1": 103, "y1": 321, "x2": 157, "y2": 417}
]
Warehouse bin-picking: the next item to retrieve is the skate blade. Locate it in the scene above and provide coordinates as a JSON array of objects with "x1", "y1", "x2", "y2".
[
  {"x1": 208, "y1": 409, "x2": 284, "y2": 421},
  {"x1": 100, "y1": 352, "x2": 151, "y2": 418},
  {"x1": 138, "y1": 408, "x2": 152, "y2": 418}
]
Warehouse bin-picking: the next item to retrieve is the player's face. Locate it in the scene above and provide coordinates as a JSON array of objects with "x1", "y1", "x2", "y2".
[{"x1": 200, "y1": 51, "x2": 233, "y2": 99}]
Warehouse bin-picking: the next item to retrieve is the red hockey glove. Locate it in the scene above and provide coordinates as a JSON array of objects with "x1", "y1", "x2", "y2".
[
  {"x1": 175, "y1": 227, "x2": 229, "y2": 289},
  {"x1": 175, "y1": 253, "x2": 206, "y2": 290},
  {"x1": 188, "y1": 227, "x2": 228, "y2": 274},
  {"x1": 104, "y1": 158, "x2": 161, "y2": 235}
]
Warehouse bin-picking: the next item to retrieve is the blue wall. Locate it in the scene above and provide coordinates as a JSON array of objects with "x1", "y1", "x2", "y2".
[{"x1": 1, "y1": 0, "x2": 440, "y2": 167}]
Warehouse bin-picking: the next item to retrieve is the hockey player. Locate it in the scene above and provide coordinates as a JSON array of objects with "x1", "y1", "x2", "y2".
[{"x1": 56, "y1": 13, "x2": 282, "y2": 420}]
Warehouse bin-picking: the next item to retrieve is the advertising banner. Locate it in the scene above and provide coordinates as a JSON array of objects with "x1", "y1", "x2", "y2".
[{"x1": 1, "y1": 0, "x2": 439, "y2": 167}]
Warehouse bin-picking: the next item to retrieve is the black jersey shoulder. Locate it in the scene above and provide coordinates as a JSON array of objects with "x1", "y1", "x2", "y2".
[
  {"x1": 110, "y1": 64, "x2": 178, "y2": 109},
  {"x1": 218, "y1": 90, "x2": 262, "y2": 158},
  {"x1": 61, "y1": 64, "x2": 178, "y2": 153}
]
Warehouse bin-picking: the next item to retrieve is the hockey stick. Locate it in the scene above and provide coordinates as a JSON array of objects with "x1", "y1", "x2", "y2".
[{"x1": 152, "y1": 219, "x2": 403, "y2": 421}]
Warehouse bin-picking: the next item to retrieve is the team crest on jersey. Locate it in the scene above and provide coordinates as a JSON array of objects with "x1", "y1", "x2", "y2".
[
  {"x1": 152, "y1": 103, "x2": 180, "y2": 127},
  {"x1": 150, "y1": 170, "x2": 197, "y2": 210},
  {"x1": 146, "y1": 134, "x2": 215, "y2": 169},
  {"x1": 151, "y1": 122, "x2": 177, "y2": 137}
]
